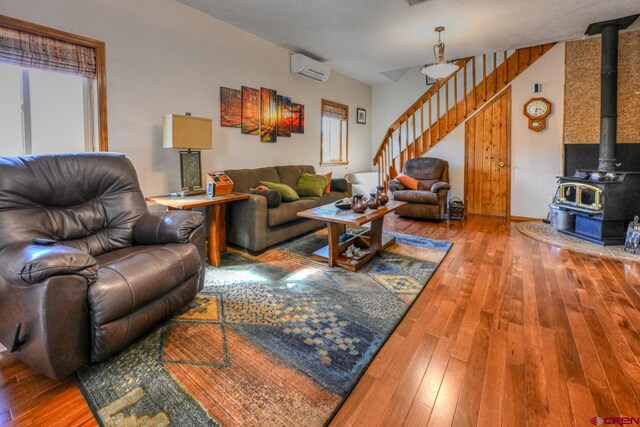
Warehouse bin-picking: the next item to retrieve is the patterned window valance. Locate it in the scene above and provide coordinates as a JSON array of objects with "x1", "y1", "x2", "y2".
[
  {"x1": 0, "y1": 26, "x2": 96, "y2": 78},
  {"x1": 323, "y1": 103, "x2": 347, "y2": 120}
]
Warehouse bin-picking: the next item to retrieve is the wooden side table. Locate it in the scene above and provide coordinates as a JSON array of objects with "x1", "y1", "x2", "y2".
[{"x1": 146, "y1": 192, "x2": 250, "y2": 267}]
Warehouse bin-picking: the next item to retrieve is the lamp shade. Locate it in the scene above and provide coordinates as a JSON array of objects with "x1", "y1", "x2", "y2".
[
  {"x1": 421, "y1": 62, "x2": 459, "y2": 79},
  {"x1": 162, "y1": 114, "x2": 212, "y2": 150}
]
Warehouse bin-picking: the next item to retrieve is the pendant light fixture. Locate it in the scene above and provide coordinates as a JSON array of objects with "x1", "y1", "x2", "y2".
[{"x1": 421, "y1": 26, "x2": 459, "y2": 79}]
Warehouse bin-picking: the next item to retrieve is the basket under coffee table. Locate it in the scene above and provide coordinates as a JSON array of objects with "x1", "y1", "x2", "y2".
[{"x1": 297, "y1": 200, "x2": 406, "y2": 271}]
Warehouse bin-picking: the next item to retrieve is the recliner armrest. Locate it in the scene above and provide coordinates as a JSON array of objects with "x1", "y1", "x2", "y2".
[
  {"x1": 133, "y1": 211, "x2": 205, "y2": 245},
  {"x1": 330, "y1": 178, "x2": 349, "y2": 194},
  {"x1": 431, "y1": 182, "x2": 451, "y2": 193},
  {"x1": 0, "y1": 242, "x2": 98, "y2": 285}
]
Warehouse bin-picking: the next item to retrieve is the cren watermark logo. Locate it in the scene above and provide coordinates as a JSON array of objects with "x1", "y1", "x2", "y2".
[{"x1": 591, "y1": 416, "x2": 640, "y2": 425}]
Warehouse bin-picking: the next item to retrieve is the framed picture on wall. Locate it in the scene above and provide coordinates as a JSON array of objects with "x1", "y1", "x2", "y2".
[
  {"x1": 356, "y1": 108, "x2": 366, "y2": 124},
  {"x1": 291, "y1": 103, "x2": 304, "y2": 133},
  {"x1": 260, "y1": 87, "x2": 278, "y2": 143},
  {"x1": 220, "y1": 87, "x2": 241, "y2": 128},
  {"x1": 241, "y1": 86, "x2": 260, "y2": 135}
]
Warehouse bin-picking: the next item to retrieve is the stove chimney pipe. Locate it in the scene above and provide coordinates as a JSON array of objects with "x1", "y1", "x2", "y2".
[
  {"x1": 598, "y1": 24, "x2": 618, "y2": 172},
  {"x1": 586, "y1": 14, "x2": 639, "y2": 172}
]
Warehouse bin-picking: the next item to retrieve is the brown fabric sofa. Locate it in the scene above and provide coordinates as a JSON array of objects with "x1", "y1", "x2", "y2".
[
  {"x1": 225, "y1": 165, "x2": 351, "y2": 253},
  {"x1": 388, "y1": 157, "x2": 450, "y2": 220},
  {"x1": 0, "y1": 153, "x2": 205, "y2": 380}
]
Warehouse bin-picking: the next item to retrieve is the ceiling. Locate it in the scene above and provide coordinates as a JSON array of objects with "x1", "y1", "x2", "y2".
[{"x1": 176, "y1": 0, "x2": 640, "y2": 85}]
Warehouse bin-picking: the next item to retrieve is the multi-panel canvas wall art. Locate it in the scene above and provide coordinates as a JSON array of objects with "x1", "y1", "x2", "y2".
[
  {"x1": 291, "y1": 103, "x2": 305, "y2": 134},
  {"x1": 220, "y1": 87, "x2": 241, "y2": 128},
  {"x1": 241, "y1": 86, "x2": 259, "y2": 135},
  {"x1": 223, "y1": 85, "x2": 304, "y2": 142},
  {"x1": 260, "y1": 87, "x2": 278, "y2": 143},
  {"x1": 277, "y1": 95, "x2": 292, "y2": 137}
]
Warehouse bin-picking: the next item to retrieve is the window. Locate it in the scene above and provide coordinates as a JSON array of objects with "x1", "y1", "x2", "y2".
[
  {"x1": 0, "y1": 14, "x2": 108, "y2": 155},
  {"x1": 321, "y1": 99, "x2": 348, "y2": 165},
  {"x1": 0, "y1": 63, "x2": 94, "y2": 156}
]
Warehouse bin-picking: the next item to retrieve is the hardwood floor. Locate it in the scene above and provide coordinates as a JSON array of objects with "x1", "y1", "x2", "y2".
[{"x1": 2, "y1": 215, "x2": 639, "y2": 426}]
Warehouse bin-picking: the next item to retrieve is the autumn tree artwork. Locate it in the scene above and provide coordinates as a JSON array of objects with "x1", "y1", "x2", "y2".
[
  {"x1": 241, "y1": 86, "x2": 259, "y2": 135},
  {"x1": 277, "y1": 95, "x2": 292, "y2": 137},
  {"x1": 220, "y1": 87, "x2": 241, "y2": 128},
  {"x1": 260, "y1": 87, "x2": 278, "y2": 143},
  {"x1": 291, "y1": 103, "x2": 305, "y2": 134},
  {"x1": 223, "y1": 85, "x2": 304, "y2": 142}
]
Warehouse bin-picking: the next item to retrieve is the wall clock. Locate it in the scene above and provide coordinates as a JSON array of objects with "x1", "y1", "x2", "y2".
[{"x1": 523, "y1": 97, "x2": 551, "y2": 132}]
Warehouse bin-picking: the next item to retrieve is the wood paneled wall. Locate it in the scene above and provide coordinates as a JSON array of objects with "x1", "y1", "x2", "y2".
[{"x1": 564, "y1": 30, "x2": 640, "y2": 144}]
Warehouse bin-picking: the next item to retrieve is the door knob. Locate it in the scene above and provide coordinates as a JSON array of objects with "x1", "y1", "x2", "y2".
[{"x1": 499, "y1": 161, "x2": 509, "y2": 167}]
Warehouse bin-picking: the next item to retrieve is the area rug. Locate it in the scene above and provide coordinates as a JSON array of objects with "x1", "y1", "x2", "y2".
[
  {"x1": 517, "y1": 221, "x2": 640, "y2": 262},
  {"x1": 76, "y1": 229, "x2": 451, "y2": 426}
]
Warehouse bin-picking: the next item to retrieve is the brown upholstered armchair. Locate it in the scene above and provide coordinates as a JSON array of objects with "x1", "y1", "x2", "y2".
[
  {"x1": 388, "y1": 157, "x2": 450, "y2": 220},
  {"x1": 0, "y1": 153, "x2": 205, "y2": 380}
]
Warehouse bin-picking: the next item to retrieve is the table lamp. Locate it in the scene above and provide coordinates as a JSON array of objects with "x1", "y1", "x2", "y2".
[{"x1": 163, "y1": 113, "x2": 212, "y2": 197}]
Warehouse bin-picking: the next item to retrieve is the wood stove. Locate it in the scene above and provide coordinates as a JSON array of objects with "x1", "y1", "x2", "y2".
[
  {"x1": 552, "y1": 14, "x2": 640, "y2": 245},
  {"x1": 556, "y1": 171, "x2": 640, "y2": 245}
]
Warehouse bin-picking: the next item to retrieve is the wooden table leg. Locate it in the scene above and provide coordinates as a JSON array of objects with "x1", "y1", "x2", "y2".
[
  {"x1": 208, "y1": 204, "x2": 223, "y2": 267},
  {"x1": 369, "y1": 217, "x2": 384, "y2": 254},
  {"x1": 327, "y1": 222, "x2": 341, "y2": 267}
]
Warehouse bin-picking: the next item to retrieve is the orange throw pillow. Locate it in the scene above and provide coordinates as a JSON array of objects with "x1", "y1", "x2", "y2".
[
  {"x1": 396, "y1": 174, "x2": 420, "y2": 190},
  {"x1": 324, "y1": 172, "x2": 333, "y2": 193}
]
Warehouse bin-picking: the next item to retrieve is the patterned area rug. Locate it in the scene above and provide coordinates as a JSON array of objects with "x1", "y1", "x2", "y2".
[
  {"x1": 76, "y1": 229, "x2": 451, "y2": 426},
  {"x1": 516, "y1": 221, "x2": 640, "y2": 262}
]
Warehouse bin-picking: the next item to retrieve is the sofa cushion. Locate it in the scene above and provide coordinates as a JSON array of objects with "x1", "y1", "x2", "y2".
[
  {"x1": 267, "y1": 199, "x2": 318, "y2": 227},
  {"x1": 294, "y1": 173, "x2": 331, "y2": 197},
  {"x1": 275, "y1": 165, "x2": 316, "y2": 188},
  {"x1": 307, "y1": 191, "x2": 349, "y2": 207},
  {"x1": 261, "y1": 181, "x2": 299, "y2": 202},
  {"x1": 224, "y1": 167, "x2": 280, "y2": 193},
  {"x1": 89, "y1": 244, "x2": 201, "y2": 325},
  {"x1": 323, "y1": 172, "x2": 332, "y2": 193},
  {"x1": 392, "y1": 190, "x2": 439, "y2": 205},
  {"x1": 249, "y1": 189, "x2": 281, "y2": 208}
]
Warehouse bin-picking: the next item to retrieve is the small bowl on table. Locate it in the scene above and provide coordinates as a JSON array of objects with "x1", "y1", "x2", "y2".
[{"x1": 334, "y1": 198, "x2": 352, "y2": 210}]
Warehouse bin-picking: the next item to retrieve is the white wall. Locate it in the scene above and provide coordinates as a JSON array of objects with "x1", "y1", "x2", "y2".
[
  {"x1": 0, "y1": 0, "x2": 372, "y2": 196},
  {"x1": 372, "y1": 44, "x2": 565, "y2": 219}
]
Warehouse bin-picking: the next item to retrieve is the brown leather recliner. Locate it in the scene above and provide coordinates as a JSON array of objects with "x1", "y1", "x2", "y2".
[
  {"x1": 0, "y1": 153, "x2": 205, "y2": 380},
  {"x1": 388, "y1": 157, "x2": 450, "y2": 220}
]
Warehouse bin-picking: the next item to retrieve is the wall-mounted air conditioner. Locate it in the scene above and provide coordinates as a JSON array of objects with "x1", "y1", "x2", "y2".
[{"x1": 290, "y1": 53, "x2": 331, "y2": 83}]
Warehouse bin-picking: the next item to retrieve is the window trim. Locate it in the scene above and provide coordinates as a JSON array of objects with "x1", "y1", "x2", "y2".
[
  {"x1": 320, "y1": 99, "x2": 349, "y2": 166},
  {"x1": 0, "y1": 14, "x2": 108, "y2": 151}
]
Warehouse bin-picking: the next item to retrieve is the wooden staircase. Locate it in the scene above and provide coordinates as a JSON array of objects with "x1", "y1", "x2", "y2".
[{"x1": 373, "y1": 43, "x2": 556, "y2": 185}]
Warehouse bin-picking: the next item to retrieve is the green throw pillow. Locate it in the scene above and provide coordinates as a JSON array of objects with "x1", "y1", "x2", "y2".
[
  {"x1": 260, "y1": 181, "x2": 299, "y2": 202},
  {"x1": 293, "y1": 173, "x2": 331, "y2": 198}
]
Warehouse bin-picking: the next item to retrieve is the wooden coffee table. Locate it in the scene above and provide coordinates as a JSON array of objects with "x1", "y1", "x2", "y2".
[
  {"x1": 146, "y1": 192, "x2": 250, "y2": 267},
  {"x1": 297, "y1": 200, "x2": 406, "y2": 271}
]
